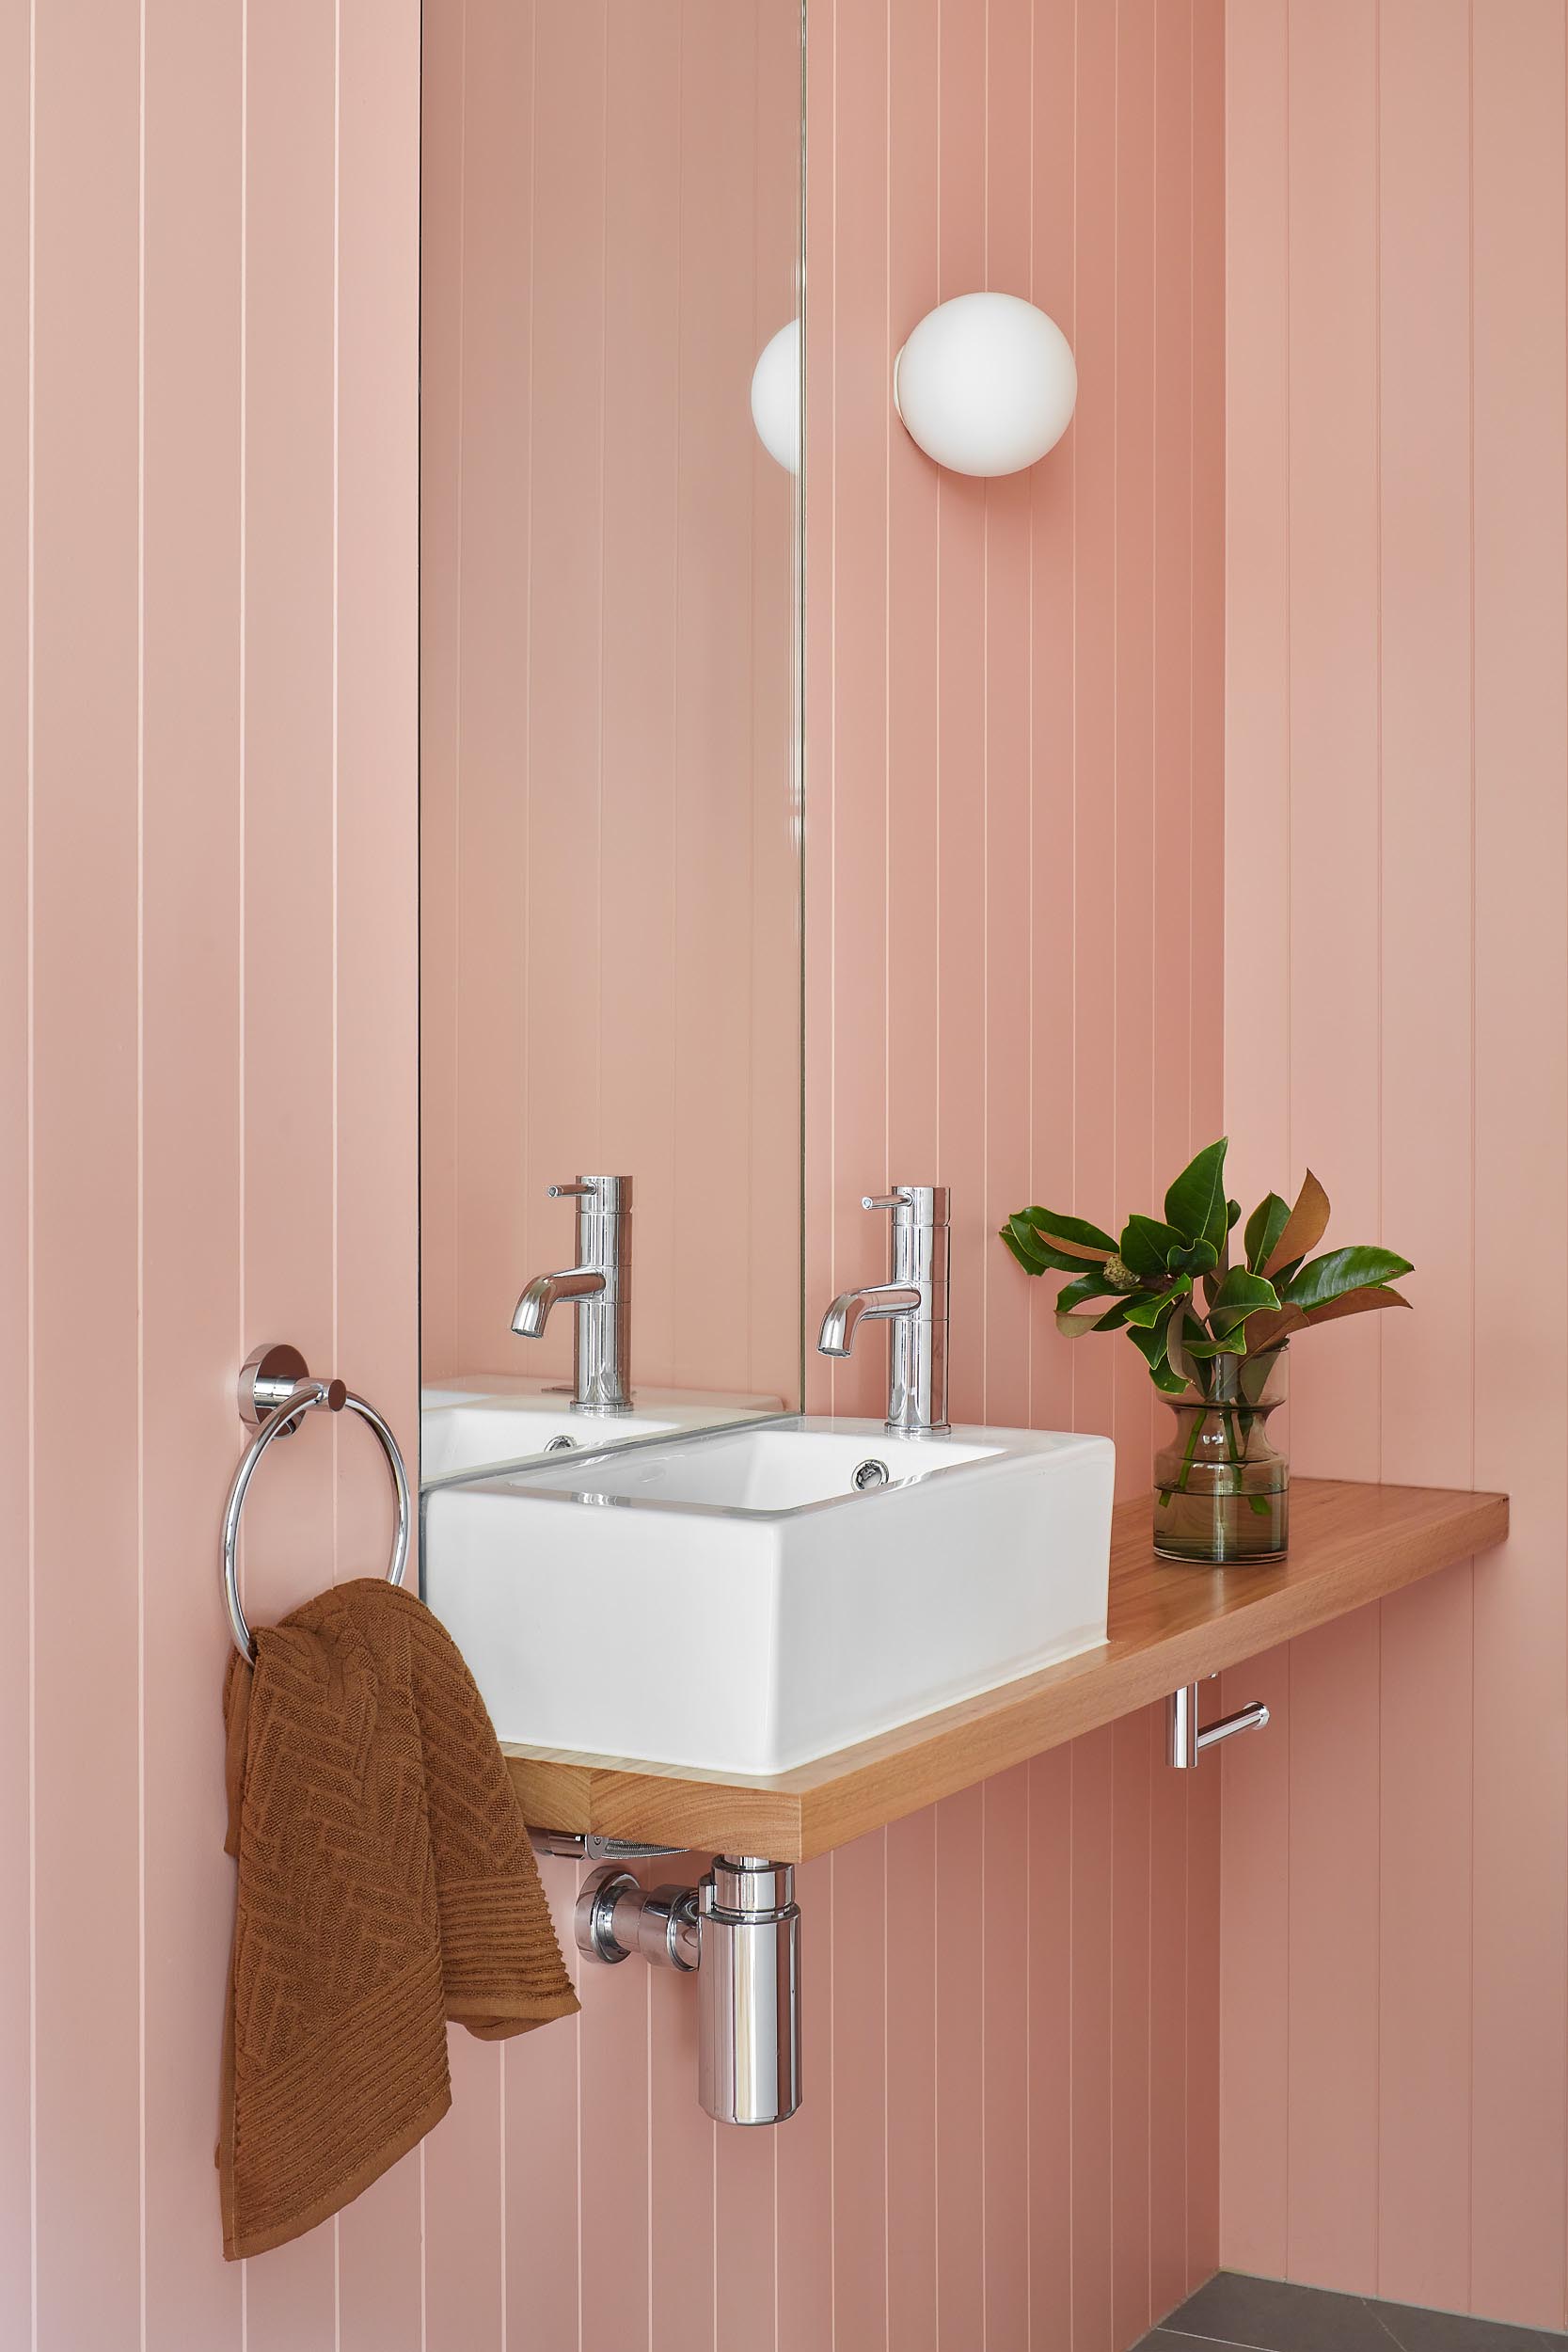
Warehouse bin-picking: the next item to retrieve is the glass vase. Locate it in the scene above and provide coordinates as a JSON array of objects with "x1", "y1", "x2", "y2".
[{"x1": 1153, "y1": 1349, "x2": 1288, "y2": 1565}]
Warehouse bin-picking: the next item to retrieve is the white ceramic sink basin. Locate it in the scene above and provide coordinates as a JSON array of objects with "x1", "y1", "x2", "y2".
[
  {"x1": 420, "y1": 1375, "x2": 783, "y2": 1486},
  {"x1": 421, "y1": 1415, "x2": 1116, "y2": 1773}
]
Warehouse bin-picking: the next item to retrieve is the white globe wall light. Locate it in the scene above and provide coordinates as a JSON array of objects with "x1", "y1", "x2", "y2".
[
  {"x1": 893, "y1": 291, "x2": 1077, "y2": 477},
  {"x1": 751, "y1": 318, "x2": 801, "y2": 475}
]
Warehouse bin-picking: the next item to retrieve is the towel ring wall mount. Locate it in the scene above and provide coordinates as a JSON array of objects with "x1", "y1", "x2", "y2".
[{"x1": 222, "y1": 1342, "x2": 412, "y2": 1665}]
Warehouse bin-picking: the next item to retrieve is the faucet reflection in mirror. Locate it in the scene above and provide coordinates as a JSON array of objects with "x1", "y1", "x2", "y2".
[{"x1": 512, "y1": 1174, "x2": 634, "y2": 1415}]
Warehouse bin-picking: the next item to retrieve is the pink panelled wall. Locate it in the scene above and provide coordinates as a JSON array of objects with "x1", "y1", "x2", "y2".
[
  {"x1": 798, "y1": 0, "x2": 1227, "y2": 2344},
  {"x1": 416, "y1": 0, "x2": 1227, "y2": 2345},
  {"x1": 420, "y1": 0, "x2": 802, "y2": 1410},
  {"x1": 0, "y1": 4, "x2": 1231, "y2": 2350},
  {"x1": 0, "y1": 4, "x2": 420, "y2": 2347},
  {"x1": 1220, "y1": 0, "x2": 1568, "y2": 2328}
]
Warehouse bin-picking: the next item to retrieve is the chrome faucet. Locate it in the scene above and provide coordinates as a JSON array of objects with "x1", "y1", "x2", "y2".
[
  {"x1": 816, "y1": 1184, "x2": 950, "y2": 1436},
  {"x1": 512, "y1": 1174, "x2": 633, "y2": 1414}
]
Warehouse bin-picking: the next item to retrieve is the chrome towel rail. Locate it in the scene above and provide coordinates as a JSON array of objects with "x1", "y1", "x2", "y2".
[
  {"x1": 1166, "y1": 1676, "x2": 1270, "y2": 1770},
  {"x1": 221, "y1": 1342, "x2": 412, "y2": 1665}
]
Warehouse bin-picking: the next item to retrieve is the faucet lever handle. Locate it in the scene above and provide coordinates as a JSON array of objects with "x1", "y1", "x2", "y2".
[
  {"x1": 862, "y1": 1190, "x2": 913, "y2": 1214},
  {"x1": 546, "y1": 1175, "x2": 631, "y2": 1209}
]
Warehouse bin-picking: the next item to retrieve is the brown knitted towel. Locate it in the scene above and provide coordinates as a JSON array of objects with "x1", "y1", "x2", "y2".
[{"x1": 219, "y1": 1576, "x2": 578, "y2": 2261}]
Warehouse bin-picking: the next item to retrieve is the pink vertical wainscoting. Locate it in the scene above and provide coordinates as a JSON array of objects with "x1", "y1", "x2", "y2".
[
  {"x1": 1222, "y1": 0, "x2": 1568, "y2": 2328},
  {"x1": 416, "y1": 0, "x2": 1227, "y2": 2345},
  {"x1": 801, "y1": 1, "x2": 1227, "y2": 2345},
  {"x1": 0, "y1": 5, "x2": 420, "y2": 2348}
]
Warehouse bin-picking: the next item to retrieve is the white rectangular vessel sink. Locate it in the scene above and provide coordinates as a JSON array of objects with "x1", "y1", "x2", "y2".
[
  {"x1": 422, "y1": 1415, "x2": 1116, "y2": 1773},
  {"x1": 420, "y1": 1376, "x2": 782, "y2": 1486}
]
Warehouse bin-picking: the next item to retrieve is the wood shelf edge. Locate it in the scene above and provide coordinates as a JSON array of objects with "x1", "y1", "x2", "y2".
[{"x1": 503, "y1": 1476, "x2": 1508, "y2": 1863}]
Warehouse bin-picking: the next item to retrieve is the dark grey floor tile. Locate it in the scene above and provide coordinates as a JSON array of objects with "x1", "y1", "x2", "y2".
[
  {"x1": 1163, "y1": 2273, "x2": 1395, "y2": 2352},
  {"x1": 1137, "y1": 2335, "x2": 1256, "y2": 2352},
  {"x1": 1375, "y1": 2300, "x2": 1564, "y2": 2352}
]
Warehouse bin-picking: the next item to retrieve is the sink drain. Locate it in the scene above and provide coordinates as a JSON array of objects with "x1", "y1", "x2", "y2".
[
  {"x1": 544, "y1": 1434, "x2": 578, "y2": 1453},
  {"x1": 850, "y1": 1457, "x2": 890, "y2": 1491}
]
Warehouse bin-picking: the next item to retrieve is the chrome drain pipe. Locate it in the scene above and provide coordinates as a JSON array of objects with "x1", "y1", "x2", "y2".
[{"x1": 574, "y1": 1855, "x2": 801, "y2": 2126}]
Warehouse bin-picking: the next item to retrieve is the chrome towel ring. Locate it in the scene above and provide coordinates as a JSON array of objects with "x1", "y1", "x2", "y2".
[{"x1": 221, "y1": 1342, "x2": 412, "y2": 1665}]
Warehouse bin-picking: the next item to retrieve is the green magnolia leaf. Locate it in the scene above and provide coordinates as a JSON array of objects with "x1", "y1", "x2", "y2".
[
  {"x1": 1055, "y1": 1271, "x2": 1114, "y2": 1316},
  {"x1": 1022, "y1": 1207, "x2": 1117, "y2": 1261},
  {"x1": 1128, "y1": 1223, "x2": 1189, "y2": 1279},
  {"x1": 1262, "y1": 1169, "x2": 1331, "y2": 1279},
  {"x1": 1001, "y1": 1212, "x2": 1101, "y2": 1278},
  {"x1": 1001, "y1": 1219, "x2": 1053, "y2": 1277},
  {"x1": 1119, "y1": 1214, "x2": 1183, "y2": 1279},
  {"x1": 1123, "y1": 1274, "x2": 1190, "y2": 1327},
  {"x1": 1227, "y1": 1198, "x2": 1242, "y2": 1230},
  {"x1": 1184, "y1": 1327, "x2": 1250, "y2": 1359},
  {"x1": 1282, "y1": 1246, "x2": 1414, "y2": 1312},
  {"x1": 1055, "y1": 1294, "x2": 1132, "y2": 1339},
  {"x1": 1164, "y1": 1137, "x2": 1227, "y2": 1248},
  {"x1": 1129, "y1": 1298, "x2": 1191, "y2": 1391},
  {"x1": 1180, "y1": 1314, "x2": 1217, "y2": 1390},
  {"x1": 1207, "y1": 1265, "x2": 1282, "y2": 1337},
  {"x1": 1243, "y1": 1192, "x2": 1291, "y2": 1274},
  {"x1": 1128, "y1": 1320, "x2": 1168, "y2": 1372},
  {"x1": 1167, "y1": 1236, "x2": 1219, "y2": 1279}
]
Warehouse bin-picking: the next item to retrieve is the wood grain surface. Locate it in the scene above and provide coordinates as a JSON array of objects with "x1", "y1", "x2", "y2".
[{"x1": 502, "y1": 1477, "x2": 1508, "y2": 1861}]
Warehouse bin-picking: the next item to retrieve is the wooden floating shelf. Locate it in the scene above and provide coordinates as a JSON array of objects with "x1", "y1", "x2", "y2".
[{"x1": 502, "y1": 1477, "x2": 1508, "y2": 1864}]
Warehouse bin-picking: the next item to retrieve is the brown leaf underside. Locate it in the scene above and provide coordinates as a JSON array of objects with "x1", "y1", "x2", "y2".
[
  {"x1": 1261, "y1": 1168, "x2": 1331, "y2": 1279},
  {"x1": 1032, "y1": 1225, "x2": 1114, "y2": 1264},
  {"x1": 1247, "y1": 1283, "x2": 1411, "y2": 1359}
]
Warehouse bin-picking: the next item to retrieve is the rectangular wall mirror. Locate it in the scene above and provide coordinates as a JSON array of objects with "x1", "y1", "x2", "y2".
[{"x1": 420, "y1": 0, "x2": 806, "y2": 1493}]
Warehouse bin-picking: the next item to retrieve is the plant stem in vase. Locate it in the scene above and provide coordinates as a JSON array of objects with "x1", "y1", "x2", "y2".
[{"x1": 1153, "y1": 1348, "x2": 1288, "y2": 1565}]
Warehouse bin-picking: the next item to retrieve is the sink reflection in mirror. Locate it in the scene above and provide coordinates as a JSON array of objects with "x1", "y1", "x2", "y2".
[
  {"x1": 422, "y1": 1417, "x2": 1116, "y2": 1774},
  {"x1": 420, "y1": 1375, "x2": 785, "y2": 1487}
]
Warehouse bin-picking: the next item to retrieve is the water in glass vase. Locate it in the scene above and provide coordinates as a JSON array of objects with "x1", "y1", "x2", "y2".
[{"x1": 1153, "y1": 1349, "x2": 1289, "y2": 1565}]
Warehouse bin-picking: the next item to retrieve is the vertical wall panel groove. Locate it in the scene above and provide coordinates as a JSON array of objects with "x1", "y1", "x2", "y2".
[
  {"x1": 1224, "y1": 0, "x2": 1568, "y2": 2328},
  {"x1": 241, "y1": 14, "x2": 345, "y2": 2333},
  {"x1": 0, "y1": 0, "x2": 33, "y2": 2341},
  {"x1": 140, "y1": 0, "x2": 245, "y2": 2342},
  {"x1": 31, "y1": 0, "x2": 144, "y2": 2337}
]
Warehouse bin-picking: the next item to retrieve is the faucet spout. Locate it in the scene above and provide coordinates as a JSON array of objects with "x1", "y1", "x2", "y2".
[
  {"x1": 512, "y1": 1265, "x2": 606, "y2": 1339},
  {"x1": 815, "y1": 1185, "x2": 950, "y2": 1434},
  {"x1": 816, "y1": 1282, "x2": 922, "y2": 1358}
]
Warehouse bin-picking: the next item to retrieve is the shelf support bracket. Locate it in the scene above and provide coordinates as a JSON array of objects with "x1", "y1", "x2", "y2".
[{"x1": 1167, "y1": 1677, "x2": 1270, "y2": 1770}]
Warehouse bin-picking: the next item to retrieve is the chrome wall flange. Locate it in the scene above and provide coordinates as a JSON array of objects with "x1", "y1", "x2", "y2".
[
  {"x1": 571, "y1": 1855, "x2": 801, "y2": 2126},
  {"x1": 1167, "y1": 1676, "x2": 1270, "y2": 1770}
]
